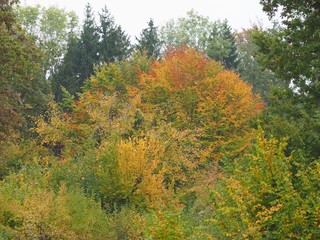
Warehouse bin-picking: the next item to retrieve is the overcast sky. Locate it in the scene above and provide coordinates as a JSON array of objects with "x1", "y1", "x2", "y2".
[{"x1": 22, "y1": 0, "x2": 271, "y2": 40}]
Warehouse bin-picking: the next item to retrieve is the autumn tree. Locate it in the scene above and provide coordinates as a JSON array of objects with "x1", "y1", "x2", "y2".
[
  {"x1": 33, "y1": 47, "x2": 262, "y2": 217},
  {"x1": 209, "y1": 129, "x2": 320, "y2": 239},
  {"x1": 139, "y1": 47, "x2": 263, "y2": 162}
]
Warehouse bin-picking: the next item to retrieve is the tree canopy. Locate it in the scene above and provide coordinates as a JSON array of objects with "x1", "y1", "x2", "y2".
[{"x1": 0, "y1": 1, "x2": 319, "y2": 238}]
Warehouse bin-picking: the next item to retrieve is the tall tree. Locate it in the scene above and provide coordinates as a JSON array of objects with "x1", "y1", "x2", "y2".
[
  {"x1": 52, "y1": 4, "x2": 132, "y2": 100},
  {"x1": 255, "y1": 1, "x2": 320, "y2": 158},
  {"x1": 15, "y1": 5, "x2": 79, "y2": 77},
  {"x1": 77, "y1": 3, "x2": 100, "y2": 88},
  {"x1": 160, "y1": 9, "x2": 211, "y2": 50},
  {"x1": 135, "y1": 19, "x2": 161, "y2": 59},
  {"x1": 207, "y1": 20, "x2": 238, "y2": 69},
  {"x1": 99, "y1": 6, "x2": 131, "y2": 63},
  {"x1": 51, "y1": 33, "x2": 80, "y2": 100},
  {"x1": 0, "y1": 0, "x2": 50, "y2": 172},
  {"x1": 160, "y1": 10, "x2": 238, "y2": 69},
  {"x1": 52, "y1": 3, "x2": 99, "y2": 99},
  {"x1": 235, "y1": 26, "x2": 282, "y2": 100},
  {"x1": 256, "y1": 0, "x2": 319, "y2": 102},
  {"x1": 0, "y1": 0, "x2": 50, "y2": 127}
]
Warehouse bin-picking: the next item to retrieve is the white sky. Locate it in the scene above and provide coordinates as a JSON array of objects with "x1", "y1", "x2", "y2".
[{"x1": 22, "y1": 0, "x2": 271, "y2": 40}]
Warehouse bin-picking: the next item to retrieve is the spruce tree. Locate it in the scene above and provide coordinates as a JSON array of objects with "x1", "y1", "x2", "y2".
[
  {"x1": 52, "y1": 4, "x2": 132, "y2": 100},
  {"x1": 135, "y1": 19, "x2": 161, "y2": 59},
  {"x1": 219, "y1": 21, "x2": 238, "y2": 69},
  {"x1": 99, "y1": 6, "x2": 131, "y2": 63},
  {"x1": 207, "y1": 20, "x2": 238, "y2": 69},
  {"x1": 52, "y1": 3, "x2": 100, "y2": 99},
  {"x1": 77, "y1": 3, "x2": 100, "y2": 88},
  {"x1": 51, "y1": 33, "x2": 80, "y2": 101}
]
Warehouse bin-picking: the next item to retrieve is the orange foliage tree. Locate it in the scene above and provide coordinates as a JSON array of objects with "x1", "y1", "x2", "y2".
[
  {"x1": 138, "y1": 47, "x2": 263, "y2": 162},
  {"x1": 33, "y1": 47, "x2": 263, "y2": 214}
]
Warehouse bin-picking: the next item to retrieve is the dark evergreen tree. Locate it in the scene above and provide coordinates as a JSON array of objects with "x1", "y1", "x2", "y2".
[
  {"x1": 52, "y1": 3, "x2": 99, "y2": 99},
  {"x1": 52, "y1": 4, "x2": 132, "y2": 100},
  {"x1": 77, "y1": 3, "x2": 100, "y2": 88},
  {"x1": 220, "y1": 21, "x2": 238, "y2": 69},
  {"x1": 207, "y1": 20, "x2": 238, "y2": 69},
  {"x1": 51, "y1": 33, "x2": 80, "y2": 101},
  {"x1": 99, "y1": 6, "x2": 131, "y2": 63},
  {"x1": 135, "y1": 19, "x2": 161, "y2": 59}
]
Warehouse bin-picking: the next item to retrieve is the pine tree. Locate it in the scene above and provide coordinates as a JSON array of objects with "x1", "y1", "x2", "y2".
[
  {"x1": 135, "y1": 19, "x2": 161, "y2": 59},
  {"x1": 51, "y1": 33, "x2": 80, "y2": 101},
  {"x1": 77, "y1": 3, "x2": 100, "y2": 88},
  {"x1": 52, "y1": 3, "x2": 100, "y2": 99},
  {"x1": 219, "y1": 21, "x2": 238, "y2": 69},
  {"x1": 99, "y1": 6, "x2": 131, "y2": 63},
  {"x1": 207, "y1": 20, "x2": 238, "y2": 69}
]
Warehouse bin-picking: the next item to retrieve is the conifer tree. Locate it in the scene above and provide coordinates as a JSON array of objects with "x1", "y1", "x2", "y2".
[
  {"x1": 99, "y1": 6, "x2": 131, "y2": 63},
  {"x1": 77, "y1": 3, "x2": 100, "y2": 88},
  {"x1": 207, "y1": 20, "x2": 238, "y2": 69},
  {"x1": 52, "y1": 3, "x2": 100, "y2": 99},
  {"x1": 135, "y1": 19, "x2": 161, "y2": 59},
  {"x1": 51, "y1": 33, "x2": 80, "y2": 100}
]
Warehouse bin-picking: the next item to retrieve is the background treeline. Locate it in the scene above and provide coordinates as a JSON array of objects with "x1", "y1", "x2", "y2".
[{"x1": 0, "y1": 0, "x2": 319, "y2": 239}]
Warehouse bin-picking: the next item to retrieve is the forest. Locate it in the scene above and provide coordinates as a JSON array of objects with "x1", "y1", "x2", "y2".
[{"x1": 0, "y1": 0, "x2": 319, "y2": 239}]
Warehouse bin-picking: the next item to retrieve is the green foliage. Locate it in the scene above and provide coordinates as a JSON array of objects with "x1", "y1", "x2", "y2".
[
  {"x1": 160, "y1": 9, "x2": 211, "y2": 50},
  {"x1": 0, "y1": 0, "x2": 50, "y2": 175},
  {"x1": 262, "y1": 87, "x2": 320, "y2": 159},
  {"x1": 15, "y1": 5, "x2": 79, "y2": 77},
  {"x1": 51, "y1": 33, "x2": 80, "y2": 100},
  {"x1": 59, "y1": 86, "x2": 75, "y2": 112},
  {"x1": 107, "y1": 207, "x2": 146, "y2": 239},
  {"x1": 254, "y1": 1, "x2": 320, "y2": 159},
  {"x1": 235, "y1": 26, "x2": 282, "y2": 101},
  {"x1": 207, "y1": 20, "x2": 238, "y2": 69},
  {"x1": 136, "y1": 19, "x2": 162, "y2": 59},
  {"x1": 256, "y1": 0, "x2": 319, "y2": 87},
  {"x1": 52, "y1": 4, "x2": 132, "y2": 99},
  {"x1": 147, "y1": 209, "x2": 187, "y2": 240},
  {"x1": 99, "y1": 6, "x2": 131, "y2": 63},
  {"x1": 160, "y1": 10, "x2": 238, "y2": 69},
  {"x1": 77, "y1": 4, "x2": 100, "y2": 91}
]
